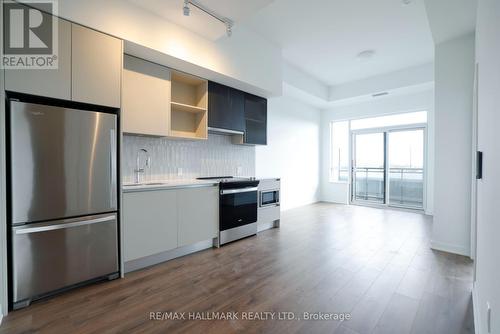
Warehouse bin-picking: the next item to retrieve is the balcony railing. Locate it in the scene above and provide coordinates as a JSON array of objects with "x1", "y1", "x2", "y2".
[
  {"x1": 353, "y1": 167, "x2": 385, "y2": 202},
  {"x1": 349, "y1": 167, "x2": 424, "y2": 208}
]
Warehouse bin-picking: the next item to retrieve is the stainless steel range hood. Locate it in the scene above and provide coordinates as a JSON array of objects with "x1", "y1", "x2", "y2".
[{"x1": 208, "y1": 127, "x2": 244, "y2": 136}]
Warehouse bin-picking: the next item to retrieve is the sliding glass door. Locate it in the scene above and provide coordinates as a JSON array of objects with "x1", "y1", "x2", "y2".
[
  {"x1": 388, "y1": 129, "x2": 425, "y2": 209},
  {"x1": 351, "y1": 127, "x2": 425, "y2": 210},
  {"x1": 352, "y1": 132, "x2": 385, "y2": 204}
]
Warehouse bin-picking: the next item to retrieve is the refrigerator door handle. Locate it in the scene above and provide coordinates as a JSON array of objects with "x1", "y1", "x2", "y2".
[
  {"x1": 110, "y1": 128, "x2": 117, "y2": 209},
  {"x1": 14, "y1": 215, "x2": 116, "y2": 235}
]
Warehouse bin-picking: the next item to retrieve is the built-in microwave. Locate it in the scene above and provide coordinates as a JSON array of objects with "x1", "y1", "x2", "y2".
[{"x1": 260, "y1": 189, "x2": 280, "y2": 207}]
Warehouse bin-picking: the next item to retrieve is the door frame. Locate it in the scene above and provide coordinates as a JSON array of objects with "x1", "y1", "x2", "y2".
[
  {"x1": 470, "y1": 63, "x2": 479, "y2": 264},
  {"x1": 350, "y1": 123, "x2": 427, "y2": 211}
]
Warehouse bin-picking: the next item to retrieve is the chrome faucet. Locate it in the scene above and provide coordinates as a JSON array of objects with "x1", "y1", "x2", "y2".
[{"x1": 134, "y1": 148, "x2": 151, "y2": 183}]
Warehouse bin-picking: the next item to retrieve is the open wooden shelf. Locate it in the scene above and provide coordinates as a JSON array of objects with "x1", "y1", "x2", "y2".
[
  {"x1": 169, "y1": 71, "x2": 208, "y2": 140},
  {"x1": 171, "y1": 71, "x2": 207, "y2": 109},
  {"x1": 170, "y1": 109, "x2": 207, "y2": 140},
  {"x1": 169, "y1": 130, "x2": 207, "y2": 140},
  {"x1": 171, "y1": 101, "x2": 207, "y2": 114}
]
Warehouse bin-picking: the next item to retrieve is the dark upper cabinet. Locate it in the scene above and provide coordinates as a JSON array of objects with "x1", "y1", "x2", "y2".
[
  {"x1": 208, "y1": 81, "x2": 245, "y2": 132},
  {"x1": 243, "y1": 93, "x2": 267, "y2": 145},
  {"x1": 208, "y1": 81, "x2": 267, "y2": 145}
]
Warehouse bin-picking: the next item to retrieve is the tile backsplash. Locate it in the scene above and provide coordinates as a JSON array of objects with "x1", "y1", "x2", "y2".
[{"x1": 122, "y1": 134, "x2": 255, "y2": 183}]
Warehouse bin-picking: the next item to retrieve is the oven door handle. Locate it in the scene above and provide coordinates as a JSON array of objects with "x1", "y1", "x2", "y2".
[{"x1": 220, "y1": 187, "x2": 258, "y2": 195}]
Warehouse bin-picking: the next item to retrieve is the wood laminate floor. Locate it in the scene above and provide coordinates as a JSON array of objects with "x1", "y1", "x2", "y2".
[{"x1": 0, "y1": 203, "x2": 474, "y2": 334}]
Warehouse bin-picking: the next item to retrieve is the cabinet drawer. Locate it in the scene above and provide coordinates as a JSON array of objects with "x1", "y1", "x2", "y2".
[
  {"x1": 12, "y1": 215, "x2": 118, "y2": 304},
  {"x1": 259, "y1": 179, "x2": 281, "y2": 191},
  {"x1": 258, "y1": 206, "x2": 280, "y2": 224}
]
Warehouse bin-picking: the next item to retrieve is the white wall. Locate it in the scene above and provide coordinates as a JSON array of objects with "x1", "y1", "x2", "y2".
[
  {"x1": 474, "y1": 0, "x2": 500, "y2": 333},
  {"x1": 256, "y1": 96, "x2": 321, "y2": 211},
  {"x1": 320, "y1": 89, "x2": 435, "y2": 214},
  {"x1": 431, "y1": 33, "x2": 475, "y2": 257},
  {"x1": 38, "y1": 0, "x2": 282, "y2": 96}
]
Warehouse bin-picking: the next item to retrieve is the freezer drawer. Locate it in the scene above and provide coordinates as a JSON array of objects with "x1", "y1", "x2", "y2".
[
  {"x1": 9, "y1": 100, "x2": 118, "y2": 224},
  {"x1": 11, "y1": 213, "x2": 119, "y2": 308}
]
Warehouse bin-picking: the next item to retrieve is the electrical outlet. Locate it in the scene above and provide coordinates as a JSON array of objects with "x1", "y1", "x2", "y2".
[
  {"x1": 177, "y1": 168, "x2": 183, "y2": 177},
  {"x1": 236, "y1": 166, "x2": 243, "y2": 176},
  {"x1": 487, "y1": 302, "x2": 492, "y2": 333}
]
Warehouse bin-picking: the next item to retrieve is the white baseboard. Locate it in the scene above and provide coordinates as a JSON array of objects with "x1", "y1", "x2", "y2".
[
  {"x1": 318, "y1": 199, "x2": 349, "y2": 205},
  {"x1": 281, "y1": 200, "x2": 320, "y2": 211},
  {"x1": 472, "y1": 283, "x2": 480, "y2": 334},
  {"x1": 257, "y1": 220, "x2": 280, "y2": 232},
  {"x1": 430, "y1": 240, "x2": 470, "y2": 257},
  {"x1": 124, "y1": 238, "x2": 215, "y2": 273}
]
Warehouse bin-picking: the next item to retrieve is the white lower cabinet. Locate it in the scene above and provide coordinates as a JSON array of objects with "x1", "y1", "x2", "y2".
[
  {"x1": 123, "y1": 186, "x2": 218, "y2": 264},
  {"x1": 177, "y1": 187, "x2": 218, "y2": 247},
  {"x1": 123, "y1": 189, "x2": 178, "y2": 262}
]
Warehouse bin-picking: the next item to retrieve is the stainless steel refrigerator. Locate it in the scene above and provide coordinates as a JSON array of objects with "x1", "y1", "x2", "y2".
[{"x1": 8, "y1": 100, "x2": 119, "y2": 310}]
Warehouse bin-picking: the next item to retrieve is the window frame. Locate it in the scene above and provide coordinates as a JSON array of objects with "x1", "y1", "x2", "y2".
[{"x1": 329, "y1": 120, "x2": 350, "y2": 184}]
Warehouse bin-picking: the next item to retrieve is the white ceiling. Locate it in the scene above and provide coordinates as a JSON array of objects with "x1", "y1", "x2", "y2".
[
  {"x1": 243, "y1": 0, "x2": 435, "y2": 86},
  {"x1": 124, "y1": 0, "x2": 475, "y2": 88},
  {"x1": 127, "y1": 0, "x2": 275, "y2": 40},
  {"x1": 424, "y1": 0, "x2": 477, "y2": 44}
]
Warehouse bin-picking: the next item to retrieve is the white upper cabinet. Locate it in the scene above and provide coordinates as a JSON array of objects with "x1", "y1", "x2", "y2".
[
  {"x1": 71, "y1": 24, "x2": 122, "y2": 108},
  {"x1": 122, "y1": 55, "x2": 171, "y2": 136},
  {"x1": 5, "y1": 16, "x2": 71, "y2": 100},
  {"x1": 5, "y1": 17, "x2": 122, "y2": 108}
]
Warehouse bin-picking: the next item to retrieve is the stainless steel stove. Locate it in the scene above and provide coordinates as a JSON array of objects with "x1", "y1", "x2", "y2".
[{"x1": 197, "y1": 176, "x2": 260, "y2": 245}]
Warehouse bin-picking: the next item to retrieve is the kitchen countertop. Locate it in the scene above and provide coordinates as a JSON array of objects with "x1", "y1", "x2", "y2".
[
  {"x1": 122, "y1": 177, "x2": 280, "y2": 193},
  {"x1": 122, "y1": 179, "x2": 219, "y2": 192}
]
